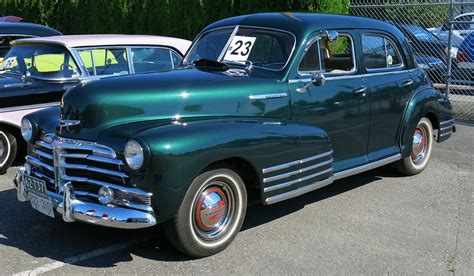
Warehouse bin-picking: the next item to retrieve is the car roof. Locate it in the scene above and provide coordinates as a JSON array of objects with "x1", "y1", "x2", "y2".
[
  {"x1": 202, "y1": 12, "x2": 405, "y2": 39},
  {"x1": 13, "y1": 34, "x2": 192, "y2": 55},
  {"x1": 0, "y1": 21, "x2": 62, "y2": 37}
]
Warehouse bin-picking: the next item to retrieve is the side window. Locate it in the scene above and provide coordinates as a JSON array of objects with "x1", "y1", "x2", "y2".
[
  {"x1": 78, "y1": 48, "x2": 129, "y2": 76},
  {"x1": 320, "y1": 34, "x2": 355, "y2": 73},
  {"x1": 130, "y1": 47, "x2": 177, "y2": 73},
  {"x1": 171, "y1": 52, "x2": 182, "y2": 67},
  {"x1": 298, "y1": 33, "x2": 356, "y2": 74},
  {"x1": 363, "y1": 34, "x2": 403, "y2": 70},
  {"x1": 298, "y1": 40, "x2": 321, "y2": 72}
]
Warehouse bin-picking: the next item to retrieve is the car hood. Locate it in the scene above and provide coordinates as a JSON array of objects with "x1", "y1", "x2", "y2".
[{"x1": 58, "y1": 68, "x2": 290, "y2": 141}]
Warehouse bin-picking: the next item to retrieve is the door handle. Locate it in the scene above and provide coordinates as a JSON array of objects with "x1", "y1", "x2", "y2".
[
  {"x1": 353, "y1": 86, "x2": 367, "y2": 96},
  {"x1": 401, "y1": 80, "x2": 414, "y2": 87}
]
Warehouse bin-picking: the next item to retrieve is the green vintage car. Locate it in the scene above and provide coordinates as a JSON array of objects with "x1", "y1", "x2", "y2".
[{"x1": 14, "y1": 13, "x2": 454, "y2": 257}]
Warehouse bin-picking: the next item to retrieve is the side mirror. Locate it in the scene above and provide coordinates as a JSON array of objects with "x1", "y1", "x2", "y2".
[
  {"x1": 296, "y1": 72, "x2": 326, "y2": 93},
  {"x1": 312, "y1": 72, "x2": 326, "y2": 86},
  {"x1": 326, "y1": 30, "x2": 339, "y2": 41}
]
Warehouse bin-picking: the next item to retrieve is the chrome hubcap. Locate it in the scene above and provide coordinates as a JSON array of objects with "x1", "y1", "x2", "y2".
[
  {"x1": 411, "y1": 127, "x2": 427, "y2": 165},
  {"x1": 193, "y1": 179, "x2": 235, "y2": 240}
]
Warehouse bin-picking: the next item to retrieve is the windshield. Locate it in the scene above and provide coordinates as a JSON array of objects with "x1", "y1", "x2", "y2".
[
  {"x1": 0, "y1": 44, "x2": 80, "y2": 80},
  {"x1": 403, "y1": 24, "x2": 441, "y2": 43},
  {"x1": 183, "y1": 27, "x2": 295, "y2": 71}
]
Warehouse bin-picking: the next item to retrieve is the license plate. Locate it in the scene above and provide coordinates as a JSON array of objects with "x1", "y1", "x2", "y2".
[{"x1": 23, "y1": 174, "x2": 55, "y2": 218}]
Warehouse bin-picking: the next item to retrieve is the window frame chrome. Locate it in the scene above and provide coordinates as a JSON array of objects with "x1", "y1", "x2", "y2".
[
  {"x1": 297, "y1": 32, "x2": 357, "y2": 77},
  {"x1": 362, "y1": 32, "x2": 405, "y2": 72}
]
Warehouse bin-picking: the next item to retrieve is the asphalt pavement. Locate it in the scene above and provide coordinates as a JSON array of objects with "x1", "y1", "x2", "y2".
[{"x1": 0, "y1": 125, "x2": 472, "y2": 275}]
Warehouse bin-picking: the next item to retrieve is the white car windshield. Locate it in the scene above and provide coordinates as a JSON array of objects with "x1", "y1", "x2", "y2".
[
  {"x1": 0, "y1": 44, "x2": 80, "y2": 80},
  {"x1": 183, "y1": 26, "x2": 295, "y2": 71}
]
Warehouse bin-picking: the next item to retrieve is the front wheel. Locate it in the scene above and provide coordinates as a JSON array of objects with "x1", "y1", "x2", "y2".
[
  {"x1": 0, "y1": 130, "x2": 17, "y2": 175},
  {"x1": 164, "y1": 168, "x2": 247, "y2": 257},
  {"x1": 395, "y1": 117, "x2": 433, "y2": 175}
]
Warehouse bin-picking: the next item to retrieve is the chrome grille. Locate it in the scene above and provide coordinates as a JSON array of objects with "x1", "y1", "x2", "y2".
[{"x1": 27, "y1": 134, "x2": 152, "y2": 211}]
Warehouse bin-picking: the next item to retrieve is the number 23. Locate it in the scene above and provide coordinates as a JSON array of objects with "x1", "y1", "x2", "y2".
[{"x1": 231, "y1": 41, "x2": 252, "y2": 56}]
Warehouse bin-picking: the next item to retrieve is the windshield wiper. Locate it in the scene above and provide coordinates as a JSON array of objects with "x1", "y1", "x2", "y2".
[{"x1": 192, "y1": 58, "x2": 230, "y2": 71}]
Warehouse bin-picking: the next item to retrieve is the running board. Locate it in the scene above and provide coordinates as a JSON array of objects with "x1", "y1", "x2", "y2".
[
  {"x1": 333, "y1": 154, "x2": 401, "y2": 180},
  {"x1": 264, "y1": 154, "x2": 401, "y2": 205}
]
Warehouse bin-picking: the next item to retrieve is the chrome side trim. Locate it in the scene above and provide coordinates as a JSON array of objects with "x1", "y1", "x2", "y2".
[
  {"x1": 440, "y1": 125, "x2": 453, "y2": 132},
  {"x1": 440, "y1": 119, "x2": 454, "y2": 126},
  {"x1": 334, "y1": 154, "x2": 401, "y2": 180},
  {"x1": 288, "y1": 69, "x2": 418, "y2": 84},
  {"x1": 249, "y1": 93, "x2": 288, "y2": 100},
  {"x1": 262, "y1": 150, "x2": 333, "y2": 174},
  {"x1": 265, "y1": 177, "x2": 334, "y2": 205},
  {"x1": 263, "y1": 158, "x2": 333, "y2": 183},
  {"x1": 439, "y1": 131, "x2": 453, "y2": 137},
  {"x1": 264, "y1": 167, "x2": 333, "y2": 193},
  {"x1": 0, "y1": 102, "x2": 60, "y2": 113}
]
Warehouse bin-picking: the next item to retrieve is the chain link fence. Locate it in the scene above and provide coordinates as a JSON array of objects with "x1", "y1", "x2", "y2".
[{"x1": 350, "y1": 0, "x2": 473, "y2": 124}]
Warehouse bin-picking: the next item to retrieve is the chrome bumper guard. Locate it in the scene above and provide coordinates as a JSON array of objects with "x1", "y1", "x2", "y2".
[{"x1": 14, "y1": 167, "x2": 157, "y2": 229}]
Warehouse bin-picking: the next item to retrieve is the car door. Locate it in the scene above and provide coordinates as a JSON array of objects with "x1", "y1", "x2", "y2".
[
  {"x1": 288, "y1": 30, "x2": 370, "y2": 172},
  {"x1": 359, "y1": 31, "x2": 414, "y2": 161}
]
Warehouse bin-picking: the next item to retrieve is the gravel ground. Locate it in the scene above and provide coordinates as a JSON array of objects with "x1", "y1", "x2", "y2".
[{"x1": 0, "y1": 125, "x2": 472, "y2": 275}]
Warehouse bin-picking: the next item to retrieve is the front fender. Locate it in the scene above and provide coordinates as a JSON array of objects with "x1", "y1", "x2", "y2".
[
  {"x1": 399, "y1": 88, "x2": 453, "y2": 157},
  {"x1": 133, "y1": 118, "x2": 331, "y2": 222}
]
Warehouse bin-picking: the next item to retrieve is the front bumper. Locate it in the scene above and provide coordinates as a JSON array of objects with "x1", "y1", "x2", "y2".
[{"x1": 14, "y1": 167, "x2": 157, "y2": 229}]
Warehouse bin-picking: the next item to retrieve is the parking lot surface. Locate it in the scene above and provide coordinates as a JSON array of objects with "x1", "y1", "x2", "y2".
[{"x1": 0, "y1": 125, "x2": 472, "y2": 275}]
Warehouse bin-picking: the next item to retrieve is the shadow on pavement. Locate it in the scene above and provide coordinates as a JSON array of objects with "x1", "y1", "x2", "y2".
[{"x1": 0, "y1": 164, "x2": 404, "y2": 267}]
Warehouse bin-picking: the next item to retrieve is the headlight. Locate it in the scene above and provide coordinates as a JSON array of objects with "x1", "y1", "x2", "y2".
[
  {"x1": 124, "y1": 140, "x2": 144, "y2": 170},
  {"x1": 21, "y1": 118, "x2": 33, "y2": 142}
]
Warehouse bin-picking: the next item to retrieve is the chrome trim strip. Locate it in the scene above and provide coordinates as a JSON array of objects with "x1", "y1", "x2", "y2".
[
  {"x1": 31, "y1": 171, "x2": 54, "y2": 184},
  {"x1": 263, "y1": 158, "x2": 333, "y2": 183},
  {"x1": 0, "y1": 102, "x2": 60, "y2": 113},
  {"x1": 32, "y1": 149, "x2": 53, "y2": 160},
  {"x1": 288, "y1": 69, "x2": 417, "y2": 84},
  {"x1": 264, "y1": 167, "x2": 333, "y2": 193},
  {"x1": 74, "y1": 191, "x2": 153, "y2": 212},
  {"x1": 440, "y1": 125, "x2": 454, "y2": 132},
  {"x1": 265, "y1": 177, "x2": 334, "y2": 205},
  {"x1": 262, "y1": 150, "x2": 333, "y2": 174},
  {"x1": 249, "y1": 93, "x2": 288, "y2": 100},
  {"x1": 36, "y1": 140, "x2": 53, "y2": 150},
  {"x1": 62, "y1": 163, "x2": 128, "y2": 178},
  {"x1": 439, "y1": 131, "x2": 453, "y2": 137},
  {"x1": 61, "y1": 153, "x2": 124, "y2": 166},
  {"x1": 60, "y1": 175, "x2": 152, "y2": 197},
  {"x1": 440, "y1": 119, "x2": 454, "y2": 126},
  {"x1": 334, "y1": 154, "x2": 402, "y2": 180},
  {"x1": 26, "y1": 156, "x2": 54, "y2": 172}
]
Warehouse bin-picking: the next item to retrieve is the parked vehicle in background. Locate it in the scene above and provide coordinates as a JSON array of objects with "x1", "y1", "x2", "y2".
[
  {"x1": 455, "y1": 31, "x2": 474, "y2": 84},
  {"x1": 14, "y1": 13, "x2": 454, "y2": 258},
  {"x1": 393, "y1": 22, "x2": 448, "y2": 82},
  {"x1": 0, "y1": 20, "x2": 61, "y2": 59},
  {"x1": 429, "y1": 12, "x2": 474, "y2": 50},
  {"x1": 0, "y1": 35, "x2": 191, "y2": 174}
]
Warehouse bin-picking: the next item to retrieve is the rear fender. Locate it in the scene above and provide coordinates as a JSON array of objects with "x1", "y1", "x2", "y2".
[{"x1": 399, "y1": 88, "x2": 453, "y2": 157}]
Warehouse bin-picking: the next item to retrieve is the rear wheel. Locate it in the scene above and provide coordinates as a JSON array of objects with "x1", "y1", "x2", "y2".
[
  {"x1": 0, "y1": 130, "x2": 17, "y2": 175},
  {"x1": 395, "y1": 117, "x2": 433, "y2": 175},
  {"x1": 165, "y1": 168, "x2": 247, "y2": 257}
]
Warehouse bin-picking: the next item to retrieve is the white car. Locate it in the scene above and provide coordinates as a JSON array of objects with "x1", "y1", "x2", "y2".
[
  {"x1": 428, "y1": 12, "x2": 474, "y2": 50},
  {"x1": 0, "y1": 34, "x2": 191, "y2": 173}
]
